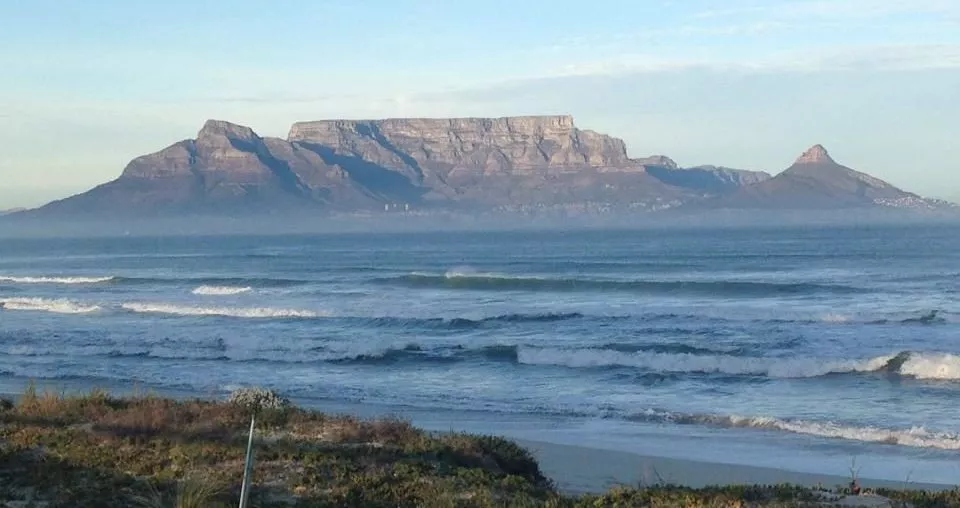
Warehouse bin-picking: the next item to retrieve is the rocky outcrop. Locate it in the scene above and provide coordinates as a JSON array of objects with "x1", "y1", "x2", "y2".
[
  {"x1": 633, "y1": 155, "x2": 679, "y2": 169},
  {"x1": 793, "y1": 144, "x2": 832, "y2": 165}
]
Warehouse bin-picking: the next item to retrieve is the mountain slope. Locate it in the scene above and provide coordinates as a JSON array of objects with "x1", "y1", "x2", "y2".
[
  {"x1": 30, "y1": 116, "x2": 719, "y2": 215},
  {"x1": 20, "y1": 119, "x2": 948, "y2": 217},
  {"x1": 34, "y1": 120, "x2": 377, "y2": 216},
  {"x1": 700, "y1": 145, "x2": 932, "y2": 210},
  {"x1": 644, "y1": 162, "x2": 771, "y2": 193}
]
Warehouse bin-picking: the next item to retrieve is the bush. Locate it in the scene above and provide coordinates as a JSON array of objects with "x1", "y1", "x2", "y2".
[{"x1": 226, "y1": 386, "x2": 290, "y2": 413}]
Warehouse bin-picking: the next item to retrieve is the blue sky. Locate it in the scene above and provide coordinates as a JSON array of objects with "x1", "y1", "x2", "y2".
[{"x1": 2, "y1": 0, "x2": 959, "y2": 207}]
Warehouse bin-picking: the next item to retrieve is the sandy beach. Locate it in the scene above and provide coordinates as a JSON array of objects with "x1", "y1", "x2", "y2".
[{"x1": 515, "y1": 439, "x2": 951, "y2": 495}]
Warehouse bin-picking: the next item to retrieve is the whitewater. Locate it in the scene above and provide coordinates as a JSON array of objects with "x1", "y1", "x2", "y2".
[{"x1": 1, "y1": 225, "x2": 959, "y2": 483}]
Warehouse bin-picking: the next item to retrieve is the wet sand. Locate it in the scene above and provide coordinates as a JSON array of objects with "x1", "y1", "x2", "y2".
[{"x1": 516, "y1": 439, "x2": 951, "y2": 494}]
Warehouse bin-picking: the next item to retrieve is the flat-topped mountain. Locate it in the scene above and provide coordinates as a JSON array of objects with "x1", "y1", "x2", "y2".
[{"x1": 22, "y1": 117, "x2": 948, "y2": 217}]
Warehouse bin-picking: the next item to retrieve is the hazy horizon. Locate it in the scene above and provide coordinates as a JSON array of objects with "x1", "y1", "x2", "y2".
[{"x1": 2, "y1": 0, "x2": 959, "y2": 209}]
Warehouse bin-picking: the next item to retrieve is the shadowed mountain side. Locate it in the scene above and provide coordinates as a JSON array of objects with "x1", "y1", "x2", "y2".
[
  {"x1": 645, "y1": 164, "x2": 772, "y2": 192},
  {"x1": 30, "y1": 121, "x2": 382, "y2": 217}
]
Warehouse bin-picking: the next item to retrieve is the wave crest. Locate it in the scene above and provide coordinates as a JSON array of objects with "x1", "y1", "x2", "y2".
[
  {"x1": 516, "y1": 348, "x2": 960, "y2": 381},
  {"x1": 515, "y1": 347, "x2": 894, "y2": 378},
  {"x1": 0, "y1": 275, "x2": 114, "y2": 284},
  {"x1": 191, "y1": 285, "x2": 253, "y2": 296},
  {"x1": 896, "y1": 352, "x2": 960, "y2": 380},
  {"x1": 0, "y1": 297, "x2": 101, "y2": 314},
  {"x1": 629, "y1": 409, "x2": 960, "y2": 450},
  {"x1": 121, "y1": 302, "x2": 324, "y2": 319}
]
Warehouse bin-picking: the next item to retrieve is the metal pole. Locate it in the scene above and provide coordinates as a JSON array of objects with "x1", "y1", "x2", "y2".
[{"x1": 238, "y1": 414, "x2": 256, "y2": 508}]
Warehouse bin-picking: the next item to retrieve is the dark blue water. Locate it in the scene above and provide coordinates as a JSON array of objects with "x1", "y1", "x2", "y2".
[{"x1": 2, "y1": 225, "x2": 959, "y2": 482}]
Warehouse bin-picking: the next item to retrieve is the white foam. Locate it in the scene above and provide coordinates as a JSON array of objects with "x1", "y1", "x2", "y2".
[
  {"x1": 898, "y1": 352, "x2": 960, "y2": 380},
  {"x1": 191, "y1": 285, "x2": 252, "y2": 296},
  {"x1": 819, "y1": 312, "x2": 850, "y2": 323},
  {"x1": 516, "y1": 347, "x2": 895, "y2": 378},
  {"x1": 0, "y1": 275, "x2": 114, "y2": 284},
  {"x1": 0, "y1": 297, "x2": 101, "y2": 314},
  {"x1": 442, "y1": 268, "x2": 539, "y2": 280},
  {"x1": 636, "y1": 409, "x2": 960, "y2": 450},
  {"x1": 121, "y1": 302, "x2": 324, "y2": 319}
]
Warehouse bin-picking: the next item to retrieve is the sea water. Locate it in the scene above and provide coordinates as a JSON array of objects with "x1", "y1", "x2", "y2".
[{"x1": 1, "y1": 224, "x2": 959, "y2": 483}]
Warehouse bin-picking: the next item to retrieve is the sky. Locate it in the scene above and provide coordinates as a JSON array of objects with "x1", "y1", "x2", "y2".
[{"x1": 2, "y1": 0, "x2": 959, "y2": 208}]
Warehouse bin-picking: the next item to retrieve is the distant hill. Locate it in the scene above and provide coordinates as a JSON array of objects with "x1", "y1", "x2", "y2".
[
  {"x1": 696, "y1": 145, "x2": 944, "y2": 210},
  {"x1": 17, "y1": 117, "x2": 950, "y2": 218}
]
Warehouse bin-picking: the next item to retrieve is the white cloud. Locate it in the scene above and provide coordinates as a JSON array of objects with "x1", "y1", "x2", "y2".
[{"x1": 521, "y1": 43, "x2": 960, "y2": 81}]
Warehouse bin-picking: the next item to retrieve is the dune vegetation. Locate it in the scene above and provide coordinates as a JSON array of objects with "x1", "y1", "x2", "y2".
[{"x1": 1, "y1": 385, "x2": 958, "y2": 507}]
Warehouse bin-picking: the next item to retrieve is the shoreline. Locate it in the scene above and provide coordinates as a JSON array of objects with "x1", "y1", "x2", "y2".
[
  {"x1": 2, "y1": 382, "x2": 955, "y2": 495},
  {"x1": 514, "y1": 439, "x2": 951, "y2": 494}
]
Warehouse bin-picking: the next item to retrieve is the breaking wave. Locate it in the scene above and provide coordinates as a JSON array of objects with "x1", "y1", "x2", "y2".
[
  {"x1": 628, "y1": 409, "x2": 960, "y2": 450},
  {"x1": 113, "y1": 276, "x2": 305, "y2": 288},
  {"x1": 191, "y1": 285, "x2": 253, "y2": 296},
  {"x1": 0, "y1": 275, "x2": 114, "y2": 284},
  {"x1": 121, "y1": 302, "x2": 325, "y2": 319},
  {"x1": 376, "y1": 272, "x2": 860, "y2": 296},
  {"x1": 515, "y1": 348, "x2": 960, "y2": 381},
  {"x1": 323, "y1": 344, "x2": 521, "y2": 365},
  {"x1": 0, "y1": 297, "x2": 101, "y2": 314}
]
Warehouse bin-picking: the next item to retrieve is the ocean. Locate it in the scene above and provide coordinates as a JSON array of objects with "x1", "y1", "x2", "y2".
[{"x1": 1, "y1": 224, "x2": 959, "y2": 484}]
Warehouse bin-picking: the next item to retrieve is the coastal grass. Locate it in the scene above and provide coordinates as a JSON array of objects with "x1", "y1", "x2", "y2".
[{"x1": 1, "y1": 386, "x2": 959, "y2": 507}]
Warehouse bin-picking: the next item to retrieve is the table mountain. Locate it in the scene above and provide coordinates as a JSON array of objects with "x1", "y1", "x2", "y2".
[{"x1": 21, "y1": 117, "x2": 945, "y2": 217}]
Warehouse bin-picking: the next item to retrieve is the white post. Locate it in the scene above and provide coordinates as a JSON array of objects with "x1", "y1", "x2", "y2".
[{"x1": 238, "y1": 414, "x2": 256, "y2": 508}]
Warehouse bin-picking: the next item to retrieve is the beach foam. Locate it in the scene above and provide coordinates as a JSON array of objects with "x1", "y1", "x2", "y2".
[
  {"x1": 191, "y1": 285, "x2": 253, "y2": 295},
  {"x1": 0, "y1": 275, "x2": 114, "y2": 284},
  {"x1": 630, "y1": 409, "x2": 960, "y2": 450},
  {"x1": 897, "y1": 352, "x2": 960, "y2": 380},
  {"x1": 515, "y1": 347, "x2": 896, "y2": 378},
  {"x1": 121, "y1": 302, "x2": 323, "y2": 319},
  {"x1": 0, "y1": 297, "x2": 101, "y2": 314}
]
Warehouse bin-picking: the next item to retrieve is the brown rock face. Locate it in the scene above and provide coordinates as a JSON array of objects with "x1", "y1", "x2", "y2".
[
  {"x1": 793, "y1": 144, "x2": 834, "y2": 165},
  {"x1": 286, "y1": 115, "x2": 653, "y2": 206},
  {"x1": 288, "y1": 115, "x2": 632, "y2": 175}
]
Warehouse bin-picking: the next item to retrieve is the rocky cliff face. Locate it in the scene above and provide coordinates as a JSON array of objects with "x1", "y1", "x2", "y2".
[
  {"x1": 288, "y1": 115, "x2": 632, "y2": 174},
  {"x1": 287, "y1": 115, "x2": 643, "y2": 204}
]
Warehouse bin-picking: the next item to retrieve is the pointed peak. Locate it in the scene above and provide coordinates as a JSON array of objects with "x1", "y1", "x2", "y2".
[
  {"x1": 794, "y1": 144, "x2": 835, "y2": 165},
  {"x1": 197, "y1": 119, "x2": 258, "y2": 141}
]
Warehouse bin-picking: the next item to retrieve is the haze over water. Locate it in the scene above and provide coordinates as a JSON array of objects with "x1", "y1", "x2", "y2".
[{"x1": 1, "y1": 224, "x2": 959, "y2": 483}]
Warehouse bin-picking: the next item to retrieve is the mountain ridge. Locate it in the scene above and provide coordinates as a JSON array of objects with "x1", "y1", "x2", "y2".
[{"x1": 19, "y1": 116, "x2": 951, "y2": 218}]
